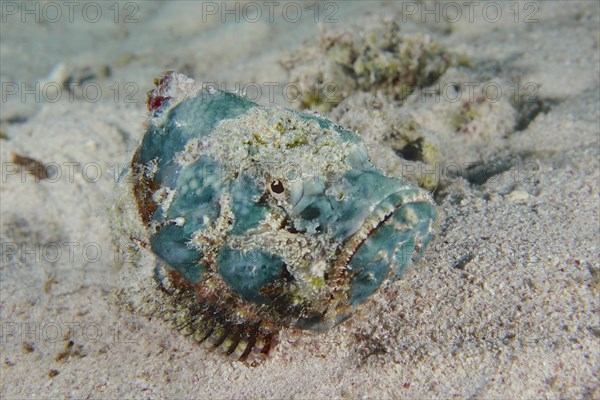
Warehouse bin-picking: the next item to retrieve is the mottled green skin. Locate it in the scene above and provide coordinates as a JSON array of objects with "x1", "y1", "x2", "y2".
[
  {"x1": 140, "y1": 92, "x2": 255, "y2": 283},
  {"x1": 134, "y1": 76, "x2": 436, "y2": 333}
]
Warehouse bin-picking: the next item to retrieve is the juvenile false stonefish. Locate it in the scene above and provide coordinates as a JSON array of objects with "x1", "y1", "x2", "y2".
[{"x1": 111, "y1": 72, "x2": 436, "y2": 363}]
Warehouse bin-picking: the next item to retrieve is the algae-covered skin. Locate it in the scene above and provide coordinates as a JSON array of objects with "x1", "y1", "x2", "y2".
[{"x1": 111, "y1": 72, "x2": 436, "y2": 363}]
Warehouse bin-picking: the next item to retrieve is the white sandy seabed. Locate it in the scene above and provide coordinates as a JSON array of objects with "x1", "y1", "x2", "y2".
[{"x1": 0, "y1": 1, "x2": 598, "y2": 398}]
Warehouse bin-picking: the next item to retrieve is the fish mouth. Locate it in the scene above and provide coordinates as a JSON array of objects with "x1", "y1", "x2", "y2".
[
  {"x1": 336, "y1": 188, "x2": 425, "y2": 270},
  {"x1": 321, "y1": 187, "x2": 434, "y2": 315}
]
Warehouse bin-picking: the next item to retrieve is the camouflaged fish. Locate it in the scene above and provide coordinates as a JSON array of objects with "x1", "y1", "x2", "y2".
[{"x1": 112, "y1": 72, "x2": 436, "y2": 363}]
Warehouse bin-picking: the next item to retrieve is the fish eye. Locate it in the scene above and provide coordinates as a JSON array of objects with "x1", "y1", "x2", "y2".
[{"x1": 270, "y1": 180, "x2": 285, "y2": 194}]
